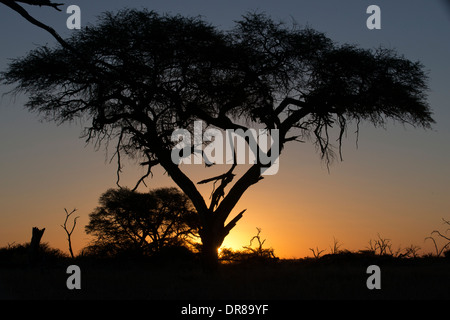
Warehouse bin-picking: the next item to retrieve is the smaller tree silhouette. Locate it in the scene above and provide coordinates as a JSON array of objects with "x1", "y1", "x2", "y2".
[
  {"x1": 85, "y1": 187, "x2": 200, "y2": 257},
  {"x1": 61, "y1": 208, "x2": 79, "y2": 258},
  {"x1": 309, "y1": 247, "x2": 326, "y2": 259},
  {"x1": 242, "y1": 227, "x2": 277, "y2": 260},
  {"x1": 425, "y1": 218, "x2": 450, "y2": 257},
  {"x1": 367, "y1": 233, "x2": 394, "y2": 256},
  {"x1": 220, "y1": 228, "x2": 278, "y2": 263}
]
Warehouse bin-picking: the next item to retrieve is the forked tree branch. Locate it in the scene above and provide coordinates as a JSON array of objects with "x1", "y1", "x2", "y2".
[
  {"x1": 61, "y1": 208, "x2": 79, "y2": 258},
  {"x1": 0, "y1": 0, "x2": 74, "y2": 52},
  {"x1": 223, "y1": 209, "x2": 246, "y2": 237},
  {"x1": 425, "y1": 218, "x2": 450, "y2": 257},
  {"x1": 198, "y1": 162, "x2": 237, "y2": 211}
]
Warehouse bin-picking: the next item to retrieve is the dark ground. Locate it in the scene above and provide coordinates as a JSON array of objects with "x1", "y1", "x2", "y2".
[{"x1": 1, "y1": 255, "x2": 449, "y2": 300}]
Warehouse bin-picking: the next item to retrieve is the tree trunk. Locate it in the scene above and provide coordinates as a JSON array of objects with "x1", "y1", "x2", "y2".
[
  {"x1": 29, "y1": 227, "x2": 45, "y2": 265},
  {"x1": 199, "y1": 208, "x2": 246, "y2": 272},
  {"x1": 201, "y1": 240, "x2": 220, "y2": 273},
  {"x1": 200, "y1": 224, "x2": 224, "y2": 273}
]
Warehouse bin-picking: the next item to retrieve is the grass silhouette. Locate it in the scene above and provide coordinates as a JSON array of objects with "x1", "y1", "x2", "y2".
[{"x1": 1, "y1": 229, "x2": 449, "y2": 300}]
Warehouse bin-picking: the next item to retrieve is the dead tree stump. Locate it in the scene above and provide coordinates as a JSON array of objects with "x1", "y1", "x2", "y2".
[{"x1": 29, "y1": 227, "x2": 45, "y2": 265}]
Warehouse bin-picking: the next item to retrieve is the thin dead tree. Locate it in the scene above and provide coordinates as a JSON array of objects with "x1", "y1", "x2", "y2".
[
  {"x1": 61, "y1": 208, "x2": 79, "y2": 258},
  {"x1": 243, "y1": 227, "x2": 267, "y2": 256},
  {"x1": 425, "y1": 218, "x2": 450, "y2": 257},
  {"x1": 309, "y1": 246, "x2": 326, "y2": 259}
]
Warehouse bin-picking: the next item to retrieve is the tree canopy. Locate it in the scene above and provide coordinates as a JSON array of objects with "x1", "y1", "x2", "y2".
[
  {"x1": 85, "y1": 187, "x2": 199, "y2": 257},
  {"x1": 0, "y1": 9, "x2": 434, "y2": 269}
]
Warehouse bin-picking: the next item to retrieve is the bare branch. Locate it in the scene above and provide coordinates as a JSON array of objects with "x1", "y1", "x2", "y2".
[
  {"x1": 309, "y1": 246, "x2": 325, "y2": 259},
  {"x1": 223, "y1": 209, "x2": 246, "y2": 237},
  {"x1": 425, "y1": 218, "x2": 450, "y2": 257},
  {"x1": 0, "y1": 0, "x2": 72, "y2": 51},
  {"x1": 198, "y1": 162, "x2": 237, "y2": 210},
  {"x1": 431, "y1": 230, "x2": 450, "y2": 242},
  {"x1": 244, "y1": 227, "x2": 265, "y2": 252},
  {"x1": 61, "y1": 208, "x2": 79, "y2": 258},
  {"x1": 214, "y1": 163, "x2": 263, "y2": 226},
  {"x1": 14, "y1": 0, "x2": 64, "y2": 11},
  {"x1": 274, "y1": 97, "x2": 306, "y2": 116}
]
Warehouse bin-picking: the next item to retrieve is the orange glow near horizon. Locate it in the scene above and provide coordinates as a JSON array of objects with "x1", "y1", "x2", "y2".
[{"x1": 0, "y1": 131, "x2": 448, "y2": 260}]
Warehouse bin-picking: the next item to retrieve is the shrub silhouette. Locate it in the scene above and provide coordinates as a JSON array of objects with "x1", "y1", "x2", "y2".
[
  {"x1": 220, "y1": 228, "x2": 278, "y2": 264},
  {"x1": 0, "y1": 242, "x2": 67, "y2": 267}
]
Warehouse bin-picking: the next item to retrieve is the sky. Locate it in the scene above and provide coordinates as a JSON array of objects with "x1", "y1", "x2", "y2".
[{"x1": 0, "y1": 0, "x2": 449, "y2": 259}]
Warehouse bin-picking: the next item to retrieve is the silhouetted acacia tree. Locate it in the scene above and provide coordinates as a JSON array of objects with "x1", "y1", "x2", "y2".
[
  {"x1": 84, "y1": 187, "x2": 200, "y2": 257},
  {"x1": 1, "y1": 9, "x2": 434, "y2": 271}
]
